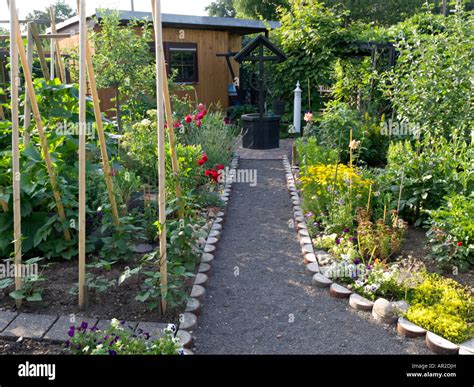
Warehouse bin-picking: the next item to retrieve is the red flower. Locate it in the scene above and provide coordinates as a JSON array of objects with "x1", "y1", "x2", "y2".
[
  {"x1": 196, "y1": 111, "x2": 205, "y2": 120},
  {"x1": 204, "y1": 169, "x2": 212, "y2": 176},
  {"x1": 196, "y1": 120, "x2": 202, "y2": 127},
  {"x1": 197, "y1": 153, "x2": 208, "y2": 166},
  {"x1": 224, "y1": 117, "x2": 231, "y2": 125},
  {"x1": 197, "y1": 103, "x2": 205, "y2": 111},
  {"x1": 217, "y1": 164, "x2": 225, "y2": 170},
  {"x1": 110, "y1": 169, "x2": 117, "y2": 177},
  {"x1": 173, "y1": 121, "x2": 181, "y2": 128},
  {"x1": 164, "y1": 122, "x2": 168, "y2": 129},
  {"x1": 457, "y1": 241, "x2": 463, "y2": 246},
  {"x1": 210, "y1": 169, "x2": 219, "y2": 182},
  {"x1": 185, "y1": 115, "x2": 193, "y2": 123}
]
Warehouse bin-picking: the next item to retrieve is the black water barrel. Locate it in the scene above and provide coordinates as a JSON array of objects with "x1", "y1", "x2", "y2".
[{"x1": 241, "y1": 113, "x2": 280, "y2": 150}]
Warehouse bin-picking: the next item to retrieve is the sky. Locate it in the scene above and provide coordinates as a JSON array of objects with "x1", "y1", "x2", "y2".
[{"x1": 1, "y1": 0, "x2": 214, "y2": 26}]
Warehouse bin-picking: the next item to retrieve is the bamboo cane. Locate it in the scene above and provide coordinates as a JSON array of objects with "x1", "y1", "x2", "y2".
[
  {"x1": 30, "y1": 22, "x2": 50, "y2": 80},
  {"x1": 10, "y1": 0, "x2": 22, "y2": 309},
  {"x1": 149, "y1": 2, "x2": 183, "y2": 219},
  {"x1": 78, "y1": 0, "x2": 88, "y2": 310},
  {"x1": 153, "y1": 0, "x2": 168, "y2": 314},
  {"x1": 49, "y1": 6, "x2": 66, "y2": 83},
  {"x1": 8, "y1": 2, "x2": 71, "y2": 241},
  {"x1": 77, "y1": 0, "x2": 120, "y2": 226},
  {"x1": 23, "y1": 22, "x2": 33, "y2": 146}
]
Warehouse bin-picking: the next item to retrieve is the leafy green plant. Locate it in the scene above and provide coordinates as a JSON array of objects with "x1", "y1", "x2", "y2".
[
  {"x1": 136, "y1": 255, "x2": 194, "y2": 311},
  {"x1": 65, "y1": 319, "x2": 183, "y2": 355},
  {"x1": 382, "y1": 133, "x2": 473, "y2": 225},
  {"x1": 97, "y1": 215, "x2": 146, "y2": 262},
  {"x1": 405, "y1": 273, "x2": 474, "y2": 344},
  {"x1": 9, "y1": 257, "x2": 48, "y2": 302},
  {"x1": 426, "y1": 194, "x2": 474, "y2": 271},
  {"x1": 295, "y1": 137, "x2": 338, "y2": 170}
]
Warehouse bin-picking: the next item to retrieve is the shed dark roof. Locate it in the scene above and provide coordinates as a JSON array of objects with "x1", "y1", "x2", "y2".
[{"x1": 53, "y1": 9, "x2": 280, "y2": 35}]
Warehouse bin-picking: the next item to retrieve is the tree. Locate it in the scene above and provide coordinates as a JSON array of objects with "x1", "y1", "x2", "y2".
[
  {"x1": 91, "y1": 10, "x2": 155, "y2": 132},
  {"x1": 206, "y1": 0, "x2": 237, "y2": 17},
  {"x1": 234, "y1": 0, "x2": 290, "y2": 20},
  {"x1": 322, "y1": 0, "x2": 474, "y2": 25},
  {"x1": 25, "y1": 0, "x2": 76, "y2": 32}
]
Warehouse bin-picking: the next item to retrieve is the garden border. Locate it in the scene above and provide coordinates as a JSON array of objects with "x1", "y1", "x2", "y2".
[
  {"x1": 282, "y1": 156, "x2": 473, "y2": 356},
  {"x1": 175, "y1": 155, "x2": 239, "y2": 354}
]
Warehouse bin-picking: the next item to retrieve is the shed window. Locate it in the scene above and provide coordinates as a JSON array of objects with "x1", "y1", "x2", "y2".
[{"x1": 164, "y1": 42, "x2": 198, "y2": 83}]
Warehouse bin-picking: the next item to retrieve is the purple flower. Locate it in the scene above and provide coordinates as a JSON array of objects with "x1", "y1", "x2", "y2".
[
  {"x1": 108, "y1": 350, "x2": 117, "y2": 355},
  {"x1": 343, "y1": 228, "x2": 350, "y2": 233},
  {"x1": 354, "y1": 259, "x2": 360, "y2": 264},
  {"x1": 64, "y1": 340, "x2": 71, "y2": 347},
  {"x1": 335, "y1": 238, "x2": 341, "y2": 245},
  {"x1": 305, "y1": 212, "x2": 314, "y2": 218},
  {"x1": 80, "y1": 321, "x2": 88, "y2": 330},
  {"x1": 366, "y1": 265, "x2": 371, "y2": 270},
  {"x1": 68, "y1": 327, "x2": 75, "y2": 338},
  {"x1": 338, "y1": 198, "x2": 344, "y2": 205},
  {"x1": 120, "y1": 320, "x2": 126, "y2": 325}
]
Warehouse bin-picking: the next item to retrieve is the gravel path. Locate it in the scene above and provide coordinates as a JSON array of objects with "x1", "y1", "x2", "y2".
[{"x1": 194, "y1": 159, "x2": 429, "y2": 354}]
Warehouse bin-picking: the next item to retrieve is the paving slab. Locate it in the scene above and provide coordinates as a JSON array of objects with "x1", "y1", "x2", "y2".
[
  {"x1": 135, "y1": 321, "x2": 168, "y2": 341},
  {"x1": 44, "y1": 315, "x2": 99, "y2": 342},
  {"x1": 0, "y1": 313, "x2": 58, "y2": 339},
  {"x1": 0, "y1": 310, "x2": 18, "y2": 332}
]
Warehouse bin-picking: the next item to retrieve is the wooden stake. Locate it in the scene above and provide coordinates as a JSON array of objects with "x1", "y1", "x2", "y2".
[
  {"x1": 78, "y1": 0, "x2": 88, "y2": 310},
  {"x1": 8, "y1": 2, "x2": 71, "y2": 241},
  {"x1": 10, "y1": 0, "x2": 22, "y2": 309},
  {"x1": 23, "y1": 22, "x2": 33, "y2": 146},
  {"x1": 151, "y1": 4, "x2": 183, "y2": 219},
  {"x1": 49, "y1": 6, "x2": 66, "y2": 83},
  {"x1": 77, "y1": 0, "x2": 120, "y2": 226},
  {"x1": 30, "y1": 22, "x2": 50, "y2": 80},
  {"x1": 366, "y1": 183, "x2": 372, "y2": 212},
  {"x1": 0, "y1": 104, "x2": 5, "y2": 120},
  {"x1": 153, "y1": 0, "x2": 168, "y2": 314}
]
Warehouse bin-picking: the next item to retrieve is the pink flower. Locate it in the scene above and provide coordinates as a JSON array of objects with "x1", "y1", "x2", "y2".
[
  {"x1": 197, "y1": 103, "x2": 206, "y2": 111},
  {"x1": 196, "y1": 120, "x2": 202, "y2": 127},
  {"x1": 185, "y1": 115, "x2": 193, "y2": 123},
  {"x1": 304, "y1": 112, "x2": 313, "y2": 122}
]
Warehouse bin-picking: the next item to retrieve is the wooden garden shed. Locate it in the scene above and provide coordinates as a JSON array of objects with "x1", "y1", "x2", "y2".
[{"x1": 52, "y1": 9, "x2": 280, "y2": 112}]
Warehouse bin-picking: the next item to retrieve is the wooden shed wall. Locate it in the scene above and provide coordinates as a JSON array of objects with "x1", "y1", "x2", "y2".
[{"x1": 58, "y1": 26, "x2": 242, "y2": 113}]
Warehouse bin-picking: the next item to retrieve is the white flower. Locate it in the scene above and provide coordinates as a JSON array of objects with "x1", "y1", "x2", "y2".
[
  {"x1": 96, "y1": 344, "x2": 103, "y2": 350},
  {"x1": 173, "y1": 337, "x2": 181, "y2": 345},
  {"x1": 141, "y1": 118, "x2": 151, "y2": 126},
  {"x1": 382, "y1": 272, "x2": 392, "y2": 280},
  {"x1": 355, "y1": 280, "x2": 365, "y2": 287},
  {"x1": 110, "y1": 318, "x2": 120, "y2": 328},
  {"x1": 164, "y1": 323, "x2": 177, "y2": 334},
  {"x1": 370, "y1": 284, "x2": 379, "y2": 292},
  {"x1": 83, "y1": 346, "x2": 90, "y2": 353}
]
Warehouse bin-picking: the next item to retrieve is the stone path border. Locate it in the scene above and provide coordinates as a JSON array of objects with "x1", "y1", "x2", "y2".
[
  {"x1": 282, "y1": 156, "x2": 471, "y2": 355},
  {"x1": 176, "y1": 155, "x2": 239, "y2": 354}
]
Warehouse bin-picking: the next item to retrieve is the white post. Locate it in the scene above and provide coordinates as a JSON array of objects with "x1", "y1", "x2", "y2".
[{"x1": 293, "y1": 81, "x2": 302, "y2": 134}]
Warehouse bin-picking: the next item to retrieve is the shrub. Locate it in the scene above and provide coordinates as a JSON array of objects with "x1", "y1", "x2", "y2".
[
  {"x1": 426, "y1": 194, "x2": 474, "y2": 271},
  {"x1": 295, "y1": 137, "x2": 337, "y2": 169},
  {"x1": 382, "y1": 133, "x2": 473, "y2": 225},
  {"x1": 299, "y1": 163, "x2": 372, "y2": 217},
  {"x1": 405, "y1": 274, "x2": 474, "y2": 344}
]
